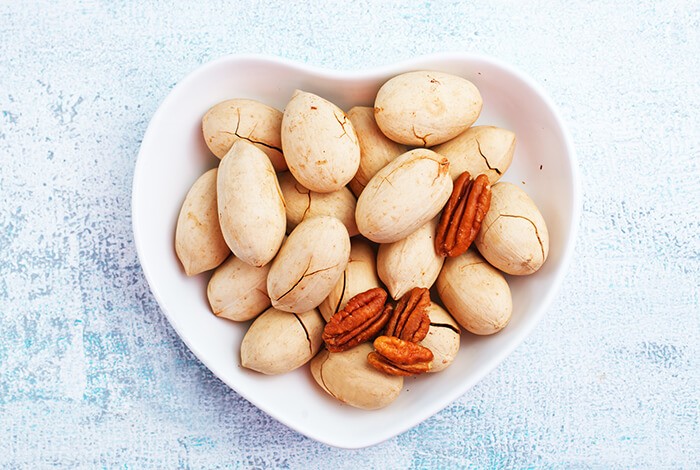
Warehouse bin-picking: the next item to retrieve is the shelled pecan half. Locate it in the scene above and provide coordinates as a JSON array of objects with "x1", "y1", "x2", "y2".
[
  {"x1": 367, "y1": 336, "x2": 434, "y2": 376},
  {"x1": 322, "y1": 287, "x2": 392, "y2": 352},
  {"x1": 435, "y1": 171, "x2": 491, "y2": 257},
  {"x1": 384, "y1": 287, "x2": 431, "y2": 342}
]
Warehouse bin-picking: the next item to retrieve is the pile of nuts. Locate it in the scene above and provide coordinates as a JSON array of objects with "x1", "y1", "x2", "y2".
[{"x1": 174, "y1": 70, "x2": 550, "y2": 410}]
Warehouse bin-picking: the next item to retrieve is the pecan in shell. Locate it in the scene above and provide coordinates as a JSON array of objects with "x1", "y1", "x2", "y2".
[
  {"x1": 322, "y1": 287, "x2": 392, "y2": 353},
  {"x1": 435, "y1": 171, "x2": 491, "y2": 257},
  {"x1": 385, "y1": 287, "x2": 431, "y2": 342},
  {"x1": 367, "y1": 336, "x2": 434, "y2": 376}
]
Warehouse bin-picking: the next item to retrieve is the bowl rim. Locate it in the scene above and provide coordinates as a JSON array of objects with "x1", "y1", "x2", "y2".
[{"x1": 132, "y1": 52, "x2": 581, "y2": 448}]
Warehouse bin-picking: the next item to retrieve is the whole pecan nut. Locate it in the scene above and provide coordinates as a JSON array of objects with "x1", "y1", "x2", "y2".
[
  {"x1": 322, "y1": 287, "x2": 392, "y2": 352},
  {"x1": 384, "y1": 287, "x2": 431, "y2": 342},
  {"x1": 435, "y1": 171, "x2": 492, "y2": 257},
  {"x1": 367, "y1": 336, "x2": 434, "y2": 376}
]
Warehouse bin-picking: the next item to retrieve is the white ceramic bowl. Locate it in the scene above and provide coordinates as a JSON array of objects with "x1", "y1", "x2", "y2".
[{"x1": 132, "y1": 53, "x2": 579, "y2": 449}]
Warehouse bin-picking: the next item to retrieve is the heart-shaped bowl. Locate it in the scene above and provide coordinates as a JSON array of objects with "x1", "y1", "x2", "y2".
[{"x1": 132, "y1": 53, "x2": 579, "y2": 449}]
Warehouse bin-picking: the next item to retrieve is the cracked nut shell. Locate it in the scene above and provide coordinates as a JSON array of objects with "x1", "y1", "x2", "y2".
[
  {"x1": 217, "y1": 140, "x2": 286, "y2": 267},
  {"x1": 432, "y1": 126, "x2": 515, "y2": 184},
  {"x1": 267, "y1": 216, "x2": 350, "y2": 313},
  {"x1": 355, "y1": 149, "x2": 453, "y2": 244},
  {"x1": 437, "y1": 249, "x2": 512, "y2": 335},
  {"x1": 374, "y1": 71, "x2": 482, "y2": 146},
  {"x1": 175, "y1": 168, "x2": 230, "y2": 276},
  {"x1": 278, "y1": 171, "x2": 358, "y2": 236},
  {"x1": 281, "y1": 90, "x2": 360, "y2": 193},
  {"x1": 207, "y1": 254, "x2": 271, "y2": 322},
  {"x1": 310, "y1": 343, "x2": 403, "y2": 410},
  {"x1": 475, "y1": 182, "x2": 549, "y2": 275},
  {"x1": 240, "y1": 307, "x2": 324, "y2": 375},
  {"x1": 346, "y1": 106, "x2": 408, "y2": 197},
  {"x1": 420, "y1": 303, "x2": 460, "y2": 372},
  {"x1": 318, "y1": 238, "x2": 380, "y2": 322},
  {"x1": 377, "y1": 217, "x2": 444, "y2": 300},
  {"x1": 202, "y1": 99, "x2": 286, "y2": 171}
]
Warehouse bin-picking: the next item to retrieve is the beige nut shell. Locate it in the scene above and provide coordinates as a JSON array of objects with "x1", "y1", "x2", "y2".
[
  {"x1": 437, "y1": 249, "x2": 513, "y2": 335},
  {"x1": 175, "y1": 168, "x2": 230, "y2": 276},
  {"x1": 432, "y1": 126, "x2": 516, "y2": 184},
  {"x1": 277, "y1": 172, "x2": 358, "y2": 236},
  {"x1": 420, "y1": 303, "x2": 460, "y2": 372},
  {"x1": 310, "y1": 343, "x2": 403, "y2": 410},
  {"x1": 202, "y1": 98, "x2": 286, "y2": 171},
  {"x1": 374, "y1": 70, "x2": 482, "y2": 146},
  {"x1": 267, "y1": 216, "x2": 350, "y2": 313},
  {"x1": 207, "y1": 255, "x2": 271, "y2": 322},
  {"x1": 475, "y1": 183, "x2": 549, "y2": 275},
  {"x1": 318, "y1": 238, "x2": 380, "y2": 322},
  {"x1": 217, "y1": 140, "x2": 286, "y2": 267},
  {"x1": 346, "y1": 106, "x2": 407, "y2": 197},
  {"x1": 240, "y1": 307, "x2": 324, "y2": 375},
  {"x1": 377, "y1": 217, "x2": 444, "y2": 300},
  {"x1": 355, "y1": 149, "x2": 453, "y2": 243},
  {"x1": 281, "y1": 90, "x2": 360, "y2": 193}
]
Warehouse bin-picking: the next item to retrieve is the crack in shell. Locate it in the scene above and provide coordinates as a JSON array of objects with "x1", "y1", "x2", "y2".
[
  {"x1": 429, "y1": 322, "x2": 460, "y2": 335},
  {"x1": 480, "y1": 213, "x2": 546, "y2": 270},
  {"x1": 475, "y1": 138, "x2": 502, "y2": 175},
  {"x1": 274, "y1": 260, "x2": 341, "y2": 302},
  {"x1": 292, "y1": 312, "x2": 313, "y2": 355},
  {"x1": 219, "y1": 108, "x2": 283, "y2": 153}
]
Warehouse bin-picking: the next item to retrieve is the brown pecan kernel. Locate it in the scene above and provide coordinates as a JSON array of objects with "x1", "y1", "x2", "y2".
[
  {"x1": 367, "y1": 352, "x2": 414, "y2": 376},
  {"x1": 385, "y1": 287, "x2": 431, "y2": 342},
  {"x1": 367, "y1": 336, "x2": 433, "y2": 376},
  {"x1": 435, "y1": 171, "x2": 492, "y2": 257},
  {"x1": 322, "y1": 287, "x2": 392, "y2": 352}
]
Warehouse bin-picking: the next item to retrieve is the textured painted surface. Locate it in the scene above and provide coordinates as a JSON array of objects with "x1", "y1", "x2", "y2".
[{"x1": 1, "y1": 0, "x2": 699, "y2": 467}]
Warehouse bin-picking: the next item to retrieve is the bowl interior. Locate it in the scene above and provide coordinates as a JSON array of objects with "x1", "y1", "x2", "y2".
[{"x1": 132, "y1": 54, "x2": 578, "y2": 448}]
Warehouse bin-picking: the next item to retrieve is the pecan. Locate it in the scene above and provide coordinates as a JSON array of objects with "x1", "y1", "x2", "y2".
[
  {"x1": 322, "y1": 287, "x2": 392, "y2": 352},
  {"x1": 367, "y1": 336, "x2": 433, "y2": 376},
  {"x1": 385, "y1": 287, "x2": 431, "y2": 342},
  {"x1": 435, "y1": 171, "x2": 492, "y2": 257}
]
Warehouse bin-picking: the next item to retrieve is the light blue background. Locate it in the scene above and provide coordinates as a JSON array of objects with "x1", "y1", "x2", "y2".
[{"x1": 1, "y1": 1, "x2": 698, "y2": 467}]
